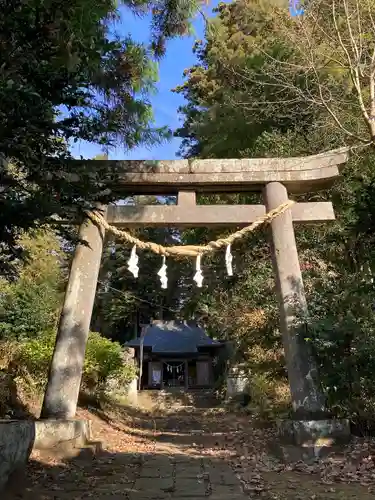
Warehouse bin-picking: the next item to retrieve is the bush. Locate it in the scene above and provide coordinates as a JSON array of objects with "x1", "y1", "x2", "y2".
[
  {"x1": 83, "y1": 332, "x2": 137, "y2": 392},
  {"x1": 246, "y1": 371, "x2": 291, "y2": 419},
  {"x1": 15, "y1": 330, "x2": 56, "y2": 387},
  {"x1": 8, "y1": 330, "x2": 137, "y2": 394}
]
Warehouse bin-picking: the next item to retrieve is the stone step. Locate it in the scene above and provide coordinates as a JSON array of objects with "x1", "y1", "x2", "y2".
[{"x1": 142, "y1": 389, "x2": 219, "y2": 408}]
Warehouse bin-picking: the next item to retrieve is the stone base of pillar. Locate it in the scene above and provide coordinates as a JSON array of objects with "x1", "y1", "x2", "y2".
[
  {"x1": 268, "y1": 418, "x2": 351, "y2": 463},
  {"x1": 1, "y1": 419, "x2": 102, "y2": 492},
  {"x1": 277, "y1": 418, "x2": 351, "y2": 445},
  {"x1": 127, "y1": 378, "x2": 139, "y2": 405}
]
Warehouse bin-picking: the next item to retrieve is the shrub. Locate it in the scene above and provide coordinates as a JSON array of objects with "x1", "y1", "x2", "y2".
[
  {"x1": 9, "y1": 330, "x2": 136, "y2": 394},
  {"x1": 83, "y1": 332, "x2": 137, "y2": 392},
  {"x1": 247, "y1": 371, "x2": 291, "y2": 418},
  {"x1": 15, "y1": 330, "x2": 56, "y2": 387}
]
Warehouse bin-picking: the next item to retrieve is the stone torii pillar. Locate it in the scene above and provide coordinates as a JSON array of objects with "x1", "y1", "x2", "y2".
[
  {"x1": 264, "y1": 182, "x2": 325, "y2": 418},
  {"x1": 41, "y1": 206, "x2": 106, "y2": 419}
]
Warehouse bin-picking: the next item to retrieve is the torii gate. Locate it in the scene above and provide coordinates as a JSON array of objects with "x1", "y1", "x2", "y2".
[{"x1": 41, "y1": 148, "x2": 348, "y2": 420}]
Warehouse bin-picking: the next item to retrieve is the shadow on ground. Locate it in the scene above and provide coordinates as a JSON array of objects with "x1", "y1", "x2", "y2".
[
  {"x1": 4, "y1": 435, "x2": 373, "y2": 500},
  {"x1": 4, "y1": 447, "x2": 247, "y2": 500},
  {"x1": 3, "y1": 397, "x2": 375, "y2": 500}
]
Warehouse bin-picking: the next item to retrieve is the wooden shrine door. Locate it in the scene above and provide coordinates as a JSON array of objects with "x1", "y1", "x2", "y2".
[{"x1": 196, "y1": 360, "x2": 211, "y2": 386}]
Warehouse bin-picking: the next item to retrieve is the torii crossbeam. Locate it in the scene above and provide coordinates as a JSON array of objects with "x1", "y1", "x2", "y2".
[{"x1": 41, "y1": 148, "x2": 348, "y2": 420}]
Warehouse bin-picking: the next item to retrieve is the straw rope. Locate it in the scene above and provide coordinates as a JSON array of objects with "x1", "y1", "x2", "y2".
[{"x1": 85, "y1": 200, "x2": 295, "y2": 258}]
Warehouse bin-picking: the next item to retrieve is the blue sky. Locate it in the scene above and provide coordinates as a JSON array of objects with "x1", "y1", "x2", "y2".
[{"x1": 70, "y1": 4, "x2": 215, "y2": 161}]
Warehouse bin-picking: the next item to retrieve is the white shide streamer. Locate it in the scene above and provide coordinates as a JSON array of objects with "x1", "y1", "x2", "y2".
[
  {"x1": 225, "y1": 244, "x2": 233, "y2": 276},
  {"x1": 127, "y1": 245, "x2": 139, "y2": 278},
  {"x1": 157, "y1": 255, "x2": 168, "y2": 289},
  {"x1": 193, "y1": 254, "x2": 204, "y2": 288}
]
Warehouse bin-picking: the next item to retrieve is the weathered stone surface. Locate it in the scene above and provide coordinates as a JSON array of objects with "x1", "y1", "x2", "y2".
[
  {"x1": 129, "y1": 494, "x2": 171, "y2": 500},
  {"x1": 114, "y1": 167, "x2": 340, "y2": 193},
  {"x1": 140, "y1": 467, "x2": 173, "y2": 478},
  {"x1": 173, "y1": 477, "x2": 207, "y2": 497},
  {"x1": 269, "y1": 418, "x2": 351, "y2": 463},
  {"x1": 59, "y1": 148, "x2": 348, "y2": 174},
  {"x1": 134, "y1": 477, "x2": 174, "y2": 495},
  {"x1": 126, "y1": 455, "x2": 247, "y2": 498},
  {"x1": 0, "y1": 418, "x2": 96, "y2": 492},
  {"x1": 264, "y1": 182, "x2": 327, "y2": 417},
  {"x1": 41, "y1": 207, "x2": 106, "y2": 419},
  {"x1": 226, "y1": 366, "x2": 248, "y2": 400},
  {"x1": 175, "y1": 463, "x2": 202, "y2": 478},
  {"x1": 209, "y1": 495, "x2": 248, "y2": 500},
  {"x1": 268, "y1": 442, "x2": 334, "y2": 463},
  {"x1": 277, "y1": 418, "x2": 351, "y2": 446},
  {"x1": 208, "y1": 470, "x2": 239, "y2": 486},
  {"x1": 34, "y1": 419, "x2": 91, "y2": 449},
  {"x1": 0, "y1": 420, "x2": 35, "y2": 490},
  {"x1": 46, "y1": 147, "x2": 348, "y2": 194},
  {"x1": 104, "y1": 201, "x2": 335, "y2": 228},
  {"x1": 128, "y1": 376, "x2": 139, "y2": 393}
]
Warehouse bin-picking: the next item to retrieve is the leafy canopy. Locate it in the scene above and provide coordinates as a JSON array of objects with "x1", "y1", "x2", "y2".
[{"x1": 0, "y1": 0, "x2": 201, "y2": 274}]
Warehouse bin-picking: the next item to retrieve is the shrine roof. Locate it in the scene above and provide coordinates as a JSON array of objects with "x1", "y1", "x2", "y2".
[{"x1": 126, "y1": 320, "x2": 221, "y2": 354}]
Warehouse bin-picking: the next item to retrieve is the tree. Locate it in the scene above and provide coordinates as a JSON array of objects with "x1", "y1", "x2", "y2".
[
  {"x1": 174, "y1": 0, "x2": 375, "y2": 418},
  {"x1": 0, "y1": 229, "x2": 64, "y2": 339},
  {"x1": 173, "y1": 0, "x2": 324, "y2": 159},
  {"x1": 0, "y1": 0, "x2": 201, "y2": 275},
  {"x1": 197, "y1": 0, "x2": 375, "y2": 149}
]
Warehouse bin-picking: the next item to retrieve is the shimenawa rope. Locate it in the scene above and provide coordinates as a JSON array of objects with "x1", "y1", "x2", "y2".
[{"x1": 85, "y1": 200, "x2": 295, "y2": 258}]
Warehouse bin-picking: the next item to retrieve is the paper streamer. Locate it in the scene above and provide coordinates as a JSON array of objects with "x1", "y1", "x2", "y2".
[
  {"x1": 193, "y1": 254, "x2": 204, "y2": 288},
  {"x1": 225, "y1": 244, "x2": 233, "y2": 276},
  {"x1": 127, "y1": 245, "x2": 139, "y2": 278},
  {"x1": 157, "y1": 255, "x2": 168, "y2": 289}
]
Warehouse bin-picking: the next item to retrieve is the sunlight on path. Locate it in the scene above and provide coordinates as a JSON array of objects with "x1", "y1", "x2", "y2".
[{"x1": 4, "y1": 403, "x2": 375, "y2": 500}]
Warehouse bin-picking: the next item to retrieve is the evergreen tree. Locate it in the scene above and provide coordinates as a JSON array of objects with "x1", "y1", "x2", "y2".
[
  {"x1": 0, "y1": 0, "x2": 201, "y2": 274},
  {"x1": 172, "y1": 0, "x2": 375, "y2": 417}
]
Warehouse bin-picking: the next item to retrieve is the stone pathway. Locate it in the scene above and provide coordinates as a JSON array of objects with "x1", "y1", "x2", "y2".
[
  {"x1": 7, "y1": 450, "x2": 247, "y2": 499},
  {"x1": 5, "y1": 403, "x2": 375, "y2": 500},
  {"x1": 5, "y1": 407, "x2": 248, "y2": 499},
  {"x1": 129, "y1": 454, "x2": 246, "y2": 499}
]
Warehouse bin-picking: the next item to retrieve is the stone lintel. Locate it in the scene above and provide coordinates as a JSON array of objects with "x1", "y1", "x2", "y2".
[
  {"x1": 102, "y1": 201, "x2": 334, "y2": 227},
  {"x1": 63, "y1": 147, "x2": 348, "y2": 173},
  {"x1": 108, "y1": 166, "x2": 341, "y2": 194},
  {"x1": 43, "y1": 147, "x2": 348, "y2": 194}
]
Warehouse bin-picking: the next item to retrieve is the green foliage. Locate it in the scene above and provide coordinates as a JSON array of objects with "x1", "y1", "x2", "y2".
[
  {"x1": 174, "y1": 0, "x2": 317, "y2": 158},
  {"x1": 0, "y1": 0, "x2": 200, "y2": 274},
  {"x1": 0, "y1": 229, "x2": 64, "y2": 339},
  {"x1": 13, "y1": 330, "x2": 136, "y2": 392},
  {"x1": 83, "y1": 331, "x2": 137, "y2": 389},
  {"x1": 171, "y1": 0, "x2": 375, "y2": 422},
  {"x1": 15, "y1": 330, "x2": 57, "y2": 387},
  {"x1": 305, "y1": 263, "x2": 375, "y2": 418}
]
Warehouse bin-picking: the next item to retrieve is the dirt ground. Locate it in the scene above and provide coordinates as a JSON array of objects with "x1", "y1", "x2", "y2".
[{"x1": 4, "y1": 395, "x2": 375, "y2": 499}]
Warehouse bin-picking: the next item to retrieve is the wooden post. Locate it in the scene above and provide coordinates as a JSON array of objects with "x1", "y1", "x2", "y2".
[
  {"x1": 40, "y1": 207, "x2": 106, "y2": 419},
  {"x1": 138, "y1": 326, "x2": 146, "y2": 391},
  {"x1": 161, "y1": 361, "x2": 164, "y2": 389},
  {"x1": 184, "y1": 359, "x2": 189, "y2": 390},
  {"x1": 263, "y1": 182, "x2": 326, "y2": 418}
]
